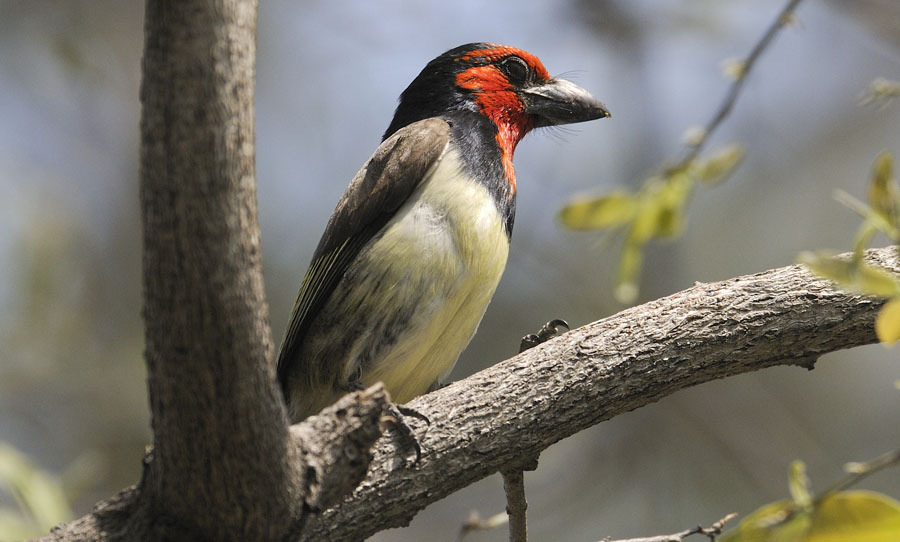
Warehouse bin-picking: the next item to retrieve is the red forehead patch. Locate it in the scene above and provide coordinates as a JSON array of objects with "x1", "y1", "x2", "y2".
[{"x1": 458, "y1": 44, "x2": 550, "y2": 81}]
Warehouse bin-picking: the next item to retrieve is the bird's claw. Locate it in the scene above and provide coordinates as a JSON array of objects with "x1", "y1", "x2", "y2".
[
  {"x1": 519, "y1": 318, "x2": 569, "y2": 353},
  {"x1": 380, "y1": 403, "x2": 429, "y2": 464}
]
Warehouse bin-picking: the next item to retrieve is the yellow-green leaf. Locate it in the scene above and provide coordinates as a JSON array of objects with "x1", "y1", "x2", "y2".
[
  {"x1": 789, "y1": 461, "x2": 813, "y2": 510},
  {"x1": 875, "y1": 297, "x2": 900, "y2": 344},
  {"x1": 655, "y1": 171, "x2": 693, "y2": 237},
  {"x1": 851, "y1": 222, "x2": 878, "y2": 260},
  {"x1": 0, "y1": 507, "x2": 41, "y2": 541},
  {"x1": 834, "y1": 190, "x2": 900, "y2": 242},
  {"x1": 559, "y1": 190, "x2": 637, "y2": 231},
  {"x1": 855, "y1": 265, "x2": 900, "y2": 297},
  {"x1": 0, "y1": 443, "x2": 72, "y2": 533},
  {"x1": 694, "y1": 144, "x2": 746, "y2": 185},
  {"x1": 629, "y1": 179, "x2": 666, "y2": 243},
  {"x1": 799, "y1": 251, "x2": 851, "y2": 279},
  {"x1": 629, "y1": 173, "x2": 694, "y2": 243},
  {"x1": 722, "y1": 491, "x2": 900, "y2": 542},
  {"x1": 867, "y1": 152, "x2": 899, "y2": 229},
  {"x1": 615, "y1": 240, "x2": 643, "y2": 304},
  {"x1": 798, "y1": 252, "x2": 900, "y2": 298},
  {"x1": 806, "y1": 491, "x2": 900, "y2": 542},
  {"x1": 720, "y1": 500, "x2": 808, "y2": 542}
]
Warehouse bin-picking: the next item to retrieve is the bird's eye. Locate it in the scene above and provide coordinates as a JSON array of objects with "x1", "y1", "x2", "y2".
[{"x1": 500, "y1": 56, "x2": 531, "y2": 83}]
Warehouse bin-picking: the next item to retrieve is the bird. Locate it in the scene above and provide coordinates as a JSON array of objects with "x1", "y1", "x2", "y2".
[{"x1": 277, "y1": 43, "x2": 609, "y2": 423}]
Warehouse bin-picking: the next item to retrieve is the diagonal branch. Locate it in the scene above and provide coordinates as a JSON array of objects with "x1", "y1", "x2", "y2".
[
  {"x1": 676, "y1": 0, "x2": 805, "y2": 168},
  {"x1": 37, "y1": 247, "x2": 898, "y2": 541},
  {"x1": 301, "y1": 246, "x2": 898, "y2": 541},
  {"x1": 603, "y1": 513, "x2": 737, "y2": 542}
]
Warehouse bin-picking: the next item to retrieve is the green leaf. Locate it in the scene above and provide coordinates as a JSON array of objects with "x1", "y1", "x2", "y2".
[
  {"x1": 834, "y1": 190, "x2": 900, "y2": 242},
  {"x1": 0, "y1": 443, "x2": 73, "y2": 533},
  {"x1": 789, "y1": 461, "x2": 813, "y2": 510},
  {"x1": 875, "y1": 297, "x2": 900, "y2": 345},
  {"x1": 867, "y1": 152, "x2": 899, "y2": 228},
  {"x1": 655, "y1": 171, "x2": 693, "y2": 237},
  {"x1": 615, "y1": 240, "x2": 643, "y2": 304},
  {"x1": 851, "y1": 222, "x2": 879, "y2": 260},
  {"x1": 720, "y1": 500, "x2": 808, "y2": 542},
  {"x1": 0, "y1": 507, "x2": 41, "y2": 541},
  {"x1": 629, "y1": 173, "x2": 694, "y2": 243},
  {"x1": 722, "y1": 491, "x2": 900, "y2": 542},
  {"x1": 559, "y1": 190, "x2": 637, "y2": 231},
  {"x1": 693, "y1": 144, "x2": 746, "y2": 185},
  {"x1": 628, "y1": 193, "x2": 664, "y2": 244},
  {"x1": 798, "y1": 252, "x2": 900, "y2": 298},
  {"x1": 807, "y1": 491, "x2": 900, "y2": 542}
]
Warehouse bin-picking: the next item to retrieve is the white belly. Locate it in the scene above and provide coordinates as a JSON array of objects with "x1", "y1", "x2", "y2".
[{"x1": 356, "y1": 147, "x2": 510, "y2": 402}]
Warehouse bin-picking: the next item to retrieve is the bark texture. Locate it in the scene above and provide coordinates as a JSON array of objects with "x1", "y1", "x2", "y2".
[
  {"x1": 38, "y1": 386, "x2": 388, "y2": 541},
  {"x1": 301, "y1": 247, "x2": 898, "y2": 541},
  {"x1": 139, "y1": 0, "x2": 292, "y2": 539},
  {"x1": 38, "y1": 246, "x2": 897, "y2": 541}
]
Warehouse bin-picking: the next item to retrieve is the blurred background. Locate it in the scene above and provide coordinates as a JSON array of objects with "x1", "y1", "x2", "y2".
[{"x1": 1, "y1": 0, "x2": 899, "y2": 540}]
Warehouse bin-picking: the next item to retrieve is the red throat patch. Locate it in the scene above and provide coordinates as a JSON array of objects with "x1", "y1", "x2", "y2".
[
  {"x1": 454, "y1": 45, "x2": 549, "y2": 195},
  {"x1": 455, "y1": 64, "x2": 533, "y2": 194}
]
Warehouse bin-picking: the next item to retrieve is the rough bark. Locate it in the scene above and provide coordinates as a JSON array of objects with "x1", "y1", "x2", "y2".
[
  {"x1": 38, "y1": 246, "x2": 897, "y2": 541},
  {"x1": 300, "y1": 247, "x2": 898, "y2": 541},
  {"x1": 129, "y1": 0, "x2": 294, "y2": 539},
  {"x1": 37, "y1": 385, "x2": 388, "y2": 541}
]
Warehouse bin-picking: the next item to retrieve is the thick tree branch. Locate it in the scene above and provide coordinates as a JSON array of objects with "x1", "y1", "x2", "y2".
[
  {"x1": 38, "y1": 386, "x2": 390, "y2": 541},
  {"x1": 39, "y1": 246, "x2": 898, "y2": 541},
  {"x1": 137, "y1": 0, "x2": 296, "y2": 539},
  {"x1": 300, "y1": 246, "x2": 898, "y2": 541}
]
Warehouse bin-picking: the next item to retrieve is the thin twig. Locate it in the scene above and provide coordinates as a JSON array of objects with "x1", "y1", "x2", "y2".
[
  {"x1": 673, "y1": 0, "x2": 805, "y2": 170},
  {"x1": 818, "y1": 447, "x2": 900, "y2": 501},
  {"x1": 602, "y1": 513, "x2": 738, "y2": 542},
  {"x1": 741, "y1": 447, "x2": 900, "y2": 533},
  {"x1": 484, "y1": 320, "x2": 569, "y2": 541},
  {"x1": 501, "y1": 468, "x2": 528, "y2": 542}
]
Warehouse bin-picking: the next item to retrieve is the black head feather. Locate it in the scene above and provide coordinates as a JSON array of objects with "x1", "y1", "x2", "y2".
[{"x1": 382, "y1": 43, "x2": 499, "y2": 140}]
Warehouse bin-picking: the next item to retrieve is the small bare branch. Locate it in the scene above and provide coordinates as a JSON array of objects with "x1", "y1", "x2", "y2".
[
  {"x1": 602, "y1": 513, "x2": 738, "y2": 542},
  {"x1": 675, "y1": 0, "x2": 805, "y2": 169}
]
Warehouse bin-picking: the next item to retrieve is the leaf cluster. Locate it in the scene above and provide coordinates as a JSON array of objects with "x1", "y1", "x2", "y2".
[
  {"x1": 798, "y1": 151, "x2": 900, "y2": 344},
  {"x1": 559, "y1": 144, "x2": 744, "y2": 303},
  {"x1": 723, "y1": 458, "x2": 900, "y2": 542}
]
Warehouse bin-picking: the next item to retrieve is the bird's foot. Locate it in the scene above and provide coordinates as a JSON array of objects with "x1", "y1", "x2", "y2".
[
  {"x1": 519, "y1": 318, "x2": 569, "y2": 353},
  {"x1": 346, "y1": 377, "x2": 430, "y2": 463},
  {"x1": 380, "y1": 403, "x2": 430, "y2": 464}
]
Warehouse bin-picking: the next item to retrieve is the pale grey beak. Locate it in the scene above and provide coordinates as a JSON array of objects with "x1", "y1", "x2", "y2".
[{"x1": 521, "y1": 78, "x2": 610, "y2": 127}]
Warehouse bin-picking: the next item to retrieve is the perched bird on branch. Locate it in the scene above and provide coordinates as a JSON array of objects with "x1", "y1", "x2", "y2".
[{"x1": 277, "y1": 43, "x2": 609, "y2": 422}]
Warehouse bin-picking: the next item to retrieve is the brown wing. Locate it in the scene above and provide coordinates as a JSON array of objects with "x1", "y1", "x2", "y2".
[{"x1": 276, "y1": 118, "x2": 451, "y2": 398}]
